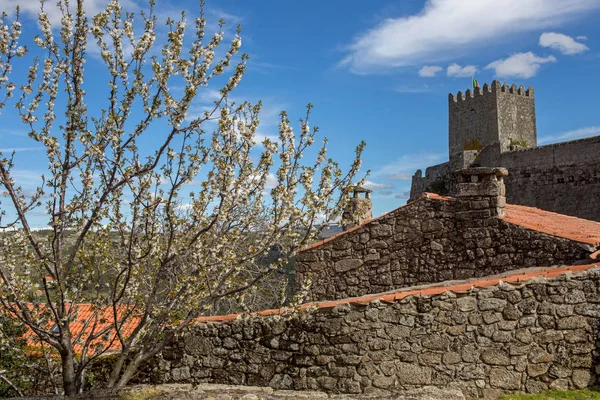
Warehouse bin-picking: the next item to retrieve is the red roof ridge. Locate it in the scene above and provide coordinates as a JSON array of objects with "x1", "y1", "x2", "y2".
[
  {"x1": 194, "y1": 262, "x2": 599, "y2": 324},
  {"x1": 502, "y1": 204, "x2": 600, "y2": 246}
]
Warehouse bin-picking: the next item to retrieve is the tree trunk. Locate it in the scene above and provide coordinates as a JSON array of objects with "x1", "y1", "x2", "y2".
[
  {"x1": 116, "y1": 353, "x2": 146, "y2": 388},
  {"x1": 105, "y1": 351, "x2": 128, "y2": 389},
  {"x1": 60, "y1": 349, "x2": 78, "y2": 396}
]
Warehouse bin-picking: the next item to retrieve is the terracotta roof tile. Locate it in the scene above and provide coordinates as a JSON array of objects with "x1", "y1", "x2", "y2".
[
  {"x1": 502, "y1": 204, "x2": 600, "y2": 246},
  {"x1": 192, "y1": 262, "x2": 598, "y2": 324},
  {"x1": 17, "y1": 263, "x2": 597, "y2": 342},
  {"x1": 20, "y1": 303, "x2": 139, "y2": 355}
]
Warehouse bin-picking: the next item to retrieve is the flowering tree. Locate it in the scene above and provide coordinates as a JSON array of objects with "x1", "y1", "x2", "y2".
[{"x1": 0, "y1": 0, "x2": 365, "y2": 395}]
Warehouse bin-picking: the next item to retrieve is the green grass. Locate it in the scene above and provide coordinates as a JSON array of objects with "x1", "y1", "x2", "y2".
[{"x1": 500, "y1": 389, "x2": 600, "y2": 399}]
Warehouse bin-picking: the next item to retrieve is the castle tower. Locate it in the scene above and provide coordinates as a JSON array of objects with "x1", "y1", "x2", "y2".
[
  {"x1": 448, "y1": 81, "x2": 537, "y2": 158},
  {"x1": 342, "y1": 186, "x2": 373, "y2": 231}
]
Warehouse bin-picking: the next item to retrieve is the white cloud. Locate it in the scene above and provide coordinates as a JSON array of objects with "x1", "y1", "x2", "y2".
[
  {"x1": 175, "y1": 203, "x2": 194, "y2": 211},
  {"x1": 362, "y1": 180, "x2": 393, "y2": 191},
  {"x1": 265, "y1": 173, "x2": 278, "y2": 190},
  {"x1": 539, "y1": 32, "x2": 589, "y2": 55},
  {"x1": 373, "y1": 152, "x2": 445, "y2": 180},
  {"x1": 418, "y1": 65, "x2": 442, "y2": 77},
  {"x1": 0, "y1": 0, "x2": 138, "y2": 26},
  {"x1": 447, "y1": 63, "x2": 478, "y2": 78},
  {"x1": 340, "y1": 0, "x2": 600, "y2": 73},
  {"x1": 485, "y1": 52, "x2": 556, "y2": 79},
  {"x1": 394, "y1": 84, "x2": 431, "y2": 93},
  {"x1": 576, "y1": 35, "x2": 588, "y2": 41},
  {"x1": 0, "y1": 147, "x2": 42, "y2": 152},
  {"x1": 394, "y1": 191, "x2": 410, "y2": 199},
  {"x1": 538, "y1": 126, "x2": 600, "y2": 145},
  {"x1": 255, "y1": 131, "x2": 279, "y2": 143},
  {"x1": 6, "y1": 169, "x2": 44, "y2": 186}
]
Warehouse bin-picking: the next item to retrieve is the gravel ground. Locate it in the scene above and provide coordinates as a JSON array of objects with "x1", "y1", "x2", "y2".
[{"x1": 13, "y1": 383, "x2": 466, "y2": 400}]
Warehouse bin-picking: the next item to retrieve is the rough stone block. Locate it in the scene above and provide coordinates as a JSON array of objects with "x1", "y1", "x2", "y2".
[
  {"x1": 334, "y1": 259, "x2": 363, "y2": 273},
  {"x1": 489, "y1": 368, "x2": 522, "y2": 390},
  {"x1": 481, "y1": 349, "x2": 511, "y2": 366},
  {"x1": 395, "y1": 363, "x2": 432, "y2": 385}
]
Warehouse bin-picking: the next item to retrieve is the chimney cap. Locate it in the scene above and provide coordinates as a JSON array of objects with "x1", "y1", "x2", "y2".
[
  {"x1": 346, "y1": 185, "x2": 372, "y2": 194},
  {"x1": 455, "y1": 167, "x2": 508, "y2": 179}
]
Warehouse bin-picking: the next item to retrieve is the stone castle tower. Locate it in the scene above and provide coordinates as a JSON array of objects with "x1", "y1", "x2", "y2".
[
  {"x1": 449, "y1": 81, "x2": 536, "y2": 158},
  {"x1": 410, "y1": 81, "x2": 600, "y2": 222}
]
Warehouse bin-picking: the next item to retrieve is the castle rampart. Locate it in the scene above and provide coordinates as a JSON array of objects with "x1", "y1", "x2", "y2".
[
  {"x1": 411, "y1": 82, "x2": 600, "y2": 221},
  {"x1": 449, "y1": 81, "x2": 536, "y2": 158}
]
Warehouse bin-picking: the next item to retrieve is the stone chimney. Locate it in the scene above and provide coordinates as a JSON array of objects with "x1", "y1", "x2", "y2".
[
  {"x1": 342, "y1": 186, "x2": 373, "y2": 231},
  {"x1": 455, "y1": 167, "x2": 507, "y2": 218}
]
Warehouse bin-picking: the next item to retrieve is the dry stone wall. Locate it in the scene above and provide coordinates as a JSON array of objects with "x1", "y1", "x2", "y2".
[
  {"x1": 145, "y1": 267, "x2": 600, "y2": 398},
  {"x1": 295, "y1": 197, "x2": 589, "y2": 302}
]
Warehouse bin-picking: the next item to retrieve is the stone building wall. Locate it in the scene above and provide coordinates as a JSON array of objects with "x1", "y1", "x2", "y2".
[
  {"x1": 147, "y1": 266, "x2": 600, "y2": 398},
  {"x1": 492, "y1": 137, "x2": 600, "y2": 222},
  {"x1": 295, "y1": 196, "x2": 589, "y2": 302},
  {"x1": 411, "y1": 136, "x2": 600, "y2": 221}
]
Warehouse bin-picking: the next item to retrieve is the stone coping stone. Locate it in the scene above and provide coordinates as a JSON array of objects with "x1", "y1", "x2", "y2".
[{"x1": 13, "y1": 384, "x2": 466, "y2": 400}]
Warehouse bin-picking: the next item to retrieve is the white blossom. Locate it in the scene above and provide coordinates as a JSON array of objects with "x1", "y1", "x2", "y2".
[{"x1": 0, "y1": 1, "x2": 365, "y2": 396}]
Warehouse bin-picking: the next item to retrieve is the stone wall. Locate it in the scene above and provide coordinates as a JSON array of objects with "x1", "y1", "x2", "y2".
[
  {"x1": 410, "y1": 137, "x2": 600, "y2": 221},
  {"x1": 409, "y1": 151, "x2": 478, "y2": 201},
  {"x1": 147, "y1": 266, "x2": 600, "y2": 398},
  {"x1": 295, "y1": 196, "x2": 589, "y2": 302},
  {"x1": 496, "y1": 137, "x2": 600, "y2": 222}
]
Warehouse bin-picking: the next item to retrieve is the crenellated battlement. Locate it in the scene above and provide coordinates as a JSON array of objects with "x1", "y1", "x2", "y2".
[
  {"x1": 412, "y1": 83, "x2": 600, "y2": 222},
  {"x1": 449, "y1": 81, "x2": 534, "y2": 103},
  {"x1": 448, "y1": 80, "x2": 536, "y2": 157}
]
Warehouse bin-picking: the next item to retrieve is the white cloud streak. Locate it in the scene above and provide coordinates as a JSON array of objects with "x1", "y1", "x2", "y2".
[
  {"x1": 485, "y1": 52, "x2": 556, "y2": 79},
  {"x1": 0, "y1": 0, "x2": 138, "y2": 26},
  {"x1": 418, "y1": 65, "x2": 442, "y2": 77},
  {"x1": 0, "y1": 147, "x2": 42, "y2": 152},
  {"x1": 373, "y1": 152, "x2": 446, "y2": 181},
  {"x1": 394, "y1": 84, "x2": 431, "y2": 93},
  {"x1": 538, "y1": 126, "x2": 600, "y2": 145},
  {"x1": 362, "y1": 180, "x2": 393, "y2": 191},
  {"x1": 341, "y1": 0, "x2": 600, "y2": 73},
  {"x1": 539, "y1": 32, "x2": 589, "y2": 55},
  {"x1": 447, "y1": 63, "x2": 477, "y2": 78}
]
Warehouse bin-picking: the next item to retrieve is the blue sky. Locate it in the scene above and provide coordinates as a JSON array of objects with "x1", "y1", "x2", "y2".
[{"x1": 2, "y1": 0, "x2": 600, "y2": 226}]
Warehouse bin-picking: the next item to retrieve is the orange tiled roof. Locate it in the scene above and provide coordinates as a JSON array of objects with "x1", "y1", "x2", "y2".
[
  {"x1": 22, "y1": 303, "x2": 139, "y2": 355},
  {"x1": 17, "y1": 263, "x2": 599, "y2": 346},
  {"x1": 503, "y1": 204, "x2": 600, "y2": 246},
  {"x1": 197, "y1": 262, "x2": 598, "y2": 323}
]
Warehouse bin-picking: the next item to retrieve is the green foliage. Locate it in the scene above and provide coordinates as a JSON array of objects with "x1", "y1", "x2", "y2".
[
  {"x1": 509, "y1": 138, "x2": 528, "y2": 149},
  {"x1": 500, "y1": 389, "x2": 600, "y2": 400},
  {"x1": 0, "y1": 314, "x2": 28, "y2": 397}
]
